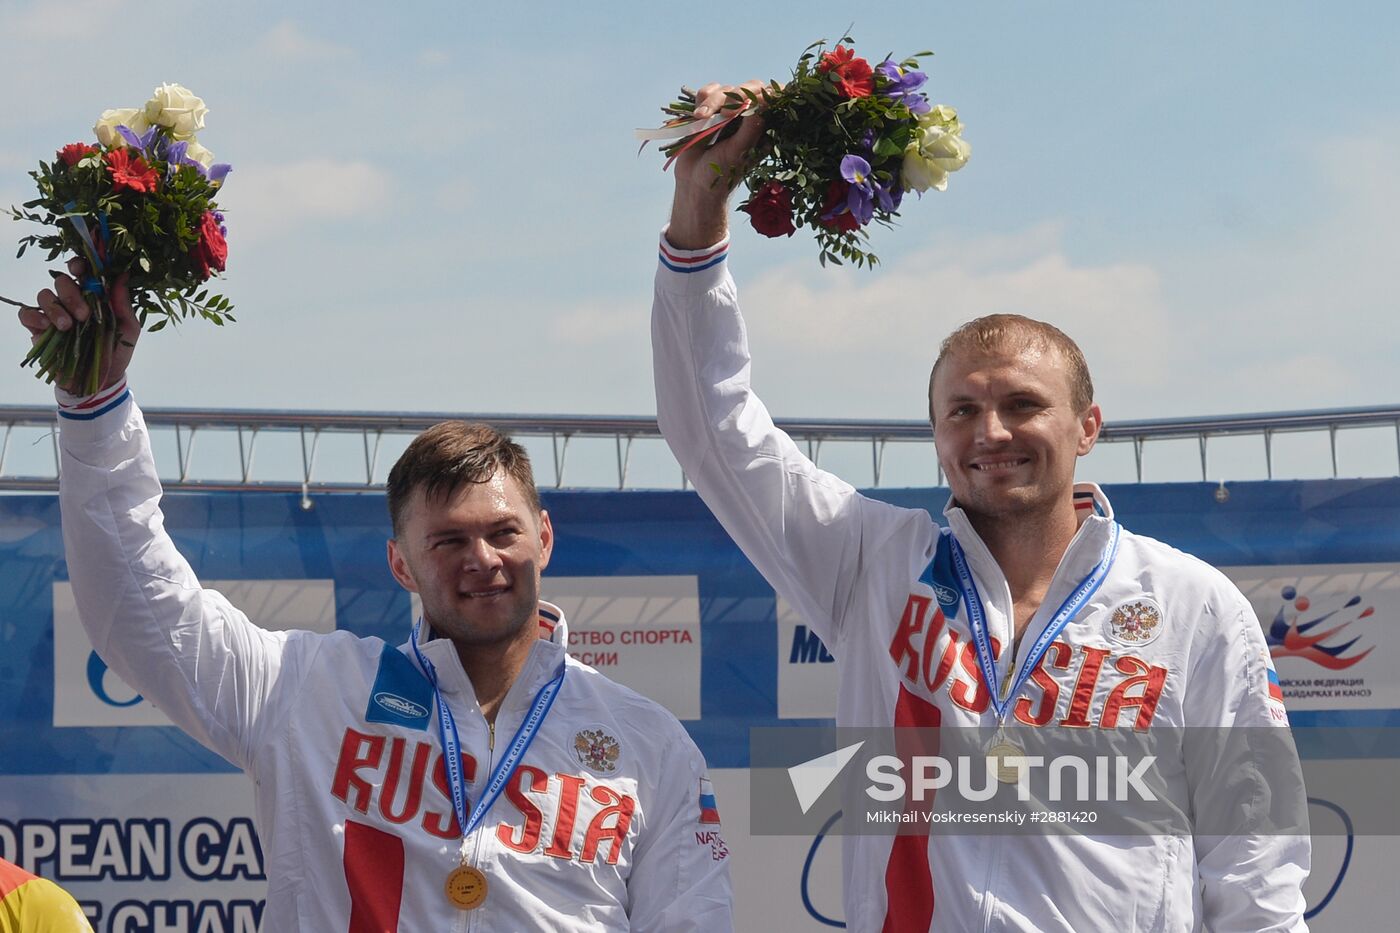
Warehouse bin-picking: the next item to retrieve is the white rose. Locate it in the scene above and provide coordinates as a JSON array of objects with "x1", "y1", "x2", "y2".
[
  {"x1": 143, "y1": 83, "x2": 208, "y2": 141},
  {"x1": 902, "y1": 105, "x2": 971, "y2": 193},
  {"x1": 183, "y1": 141, "x2": 216, "y2": 169},
  {"x1": 93, "y1": 108, "x2": 150, "y2": 147}
]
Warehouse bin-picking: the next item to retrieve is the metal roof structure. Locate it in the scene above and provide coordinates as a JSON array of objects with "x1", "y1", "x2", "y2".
[{"x1": 4, "y1": 403, "x2": 1399, "y2": 504}]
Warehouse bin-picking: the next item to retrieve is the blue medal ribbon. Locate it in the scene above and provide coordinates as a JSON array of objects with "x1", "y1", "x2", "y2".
[
  {"x1": 410, "y1": 618, "x2": 566, "y2": 851},
  {"x1": 948, "y1": 520, "x2": 1121, "y2": 722}
]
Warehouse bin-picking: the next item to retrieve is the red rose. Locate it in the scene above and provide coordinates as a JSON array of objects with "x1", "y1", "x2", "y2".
[
  {"x1": 740, "y1": 181, "x2": 797, "y2": 238},
  {"x1": 57, "y1": 143, "x2": 98, "y2": 167},
  {"x1": 105, "y1": 148, "x2": 159, "y2": 194},
  {"x1": 820, "y1": 180, "x2": 860, "y2": 232},
  {"x1": 818, "y1": 45, "x2": 874, "y2": 99},
  {"x1": 190, "y1": 211, "x2": 228, "y2": 279}
]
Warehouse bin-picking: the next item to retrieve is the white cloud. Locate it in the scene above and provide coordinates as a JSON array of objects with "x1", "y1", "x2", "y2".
[
  {"x1": 541, "y1": 223, "x2": 1174, "y2": 419},
  {"x1": 419, "y1": 49, "x2": 451, "y2": 68},
  {"x1": 257, "y1": 21, "x2": 351, "y2": 62},
  {"x1": 2, "y1": 0, "x2": 122, "y2": 40},
  {"x1": 0, "y1": 149, "x2": 29, "y2": 172},
  {"x1": 734, "y1": 226, "x2": 1174, "y2": 414},
  {"x1": 1158, "y1": 124, "x2": 1400, "y2": 414},
  {"x1": 230, "y1": 160, "x2": 391, "y2": 241},
  {"x1": 552, "y1": 301, "x2": 642, "y2": 343},
  {"x1": 433, "y1": 177, "x2": 475, "y2": 213},
  {"x1": 745, "y1": 231, "x2": 1166, "y2": 357}
]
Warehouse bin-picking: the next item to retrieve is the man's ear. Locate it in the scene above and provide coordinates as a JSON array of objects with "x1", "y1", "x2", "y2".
[
  {"x1": 1078, "y1": 403, "x2": 1103, "y2": 457},
  {"x1": 387, "y1": 538, "x2": 419, "y2": 593},
  {"x1": 537, "y1": 510, "x2": 554, "y2": 572}
]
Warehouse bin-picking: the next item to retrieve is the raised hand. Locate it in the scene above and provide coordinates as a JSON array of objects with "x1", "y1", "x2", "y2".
[
  {"x1": 17, "y1": 258, "x2": 138, "y2": 396},
  {"x1": 667, "y1": 80, "x2": 769, "y2": 250}
]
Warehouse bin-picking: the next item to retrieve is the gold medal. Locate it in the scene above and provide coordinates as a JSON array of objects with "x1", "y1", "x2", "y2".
[
  {"x1": 987, "y1": 741, "x2": 1025, "y2": 784},
  {"x1": 445, "y1": 864, "x2": 488, "y2": 910}
]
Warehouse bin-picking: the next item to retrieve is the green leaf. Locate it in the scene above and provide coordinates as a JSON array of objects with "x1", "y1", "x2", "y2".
[{"x1": 873, "y1": 136, "x2": 903, "y2": 158}]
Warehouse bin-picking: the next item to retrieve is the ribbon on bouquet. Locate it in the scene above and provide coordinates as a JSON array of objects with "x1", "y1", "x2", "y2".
[
  {"x1": 636, "y1": 103, "x2": 762, "y2": 171},
  {"x1": 59, "y1": 201, "x2": 110, "y2": 297}
]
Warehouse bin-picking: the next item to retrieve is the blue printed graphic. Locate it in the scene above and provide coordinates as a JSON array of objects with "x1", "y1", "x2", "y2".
[{"x1": 364, "y1": 646, "x2": 433, "y2": 730}]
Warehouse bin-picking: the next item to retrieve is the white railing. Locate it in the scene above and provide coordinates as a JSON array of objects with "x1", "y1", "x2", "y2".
[{"x1": 3, "y1": 403, "x2": 1399, "y2": 498}]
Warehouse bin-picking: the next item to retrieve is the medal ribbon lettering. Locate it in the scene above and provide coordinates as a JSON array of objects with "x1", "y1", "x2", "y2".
[
  {"x1": 947, "y1": 521, "x2": 1121, "y2": 722},
  {"x1": 411, "y1": 619, "x2": 566, "y2": 854}
]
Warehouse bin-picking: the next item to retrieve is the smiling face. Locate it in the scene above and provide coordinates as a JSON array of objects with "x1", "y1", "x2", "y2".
[
  {"x1": 387, "y1": 470, "x2": 553, "y2": 651},
  {"x1": 930, "y1": 339, "x2": 1102, "y2": 525}
]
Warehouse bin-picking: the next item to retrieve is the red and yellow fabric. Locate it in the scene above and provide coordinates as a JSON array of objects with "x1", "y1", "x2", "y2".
[{"x1": 0, "y1": 860, "x2": 88, "y2": 933}]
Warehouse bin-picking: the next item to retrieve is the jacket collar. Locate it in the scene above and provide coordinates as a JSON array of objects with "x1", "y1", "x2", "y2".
[
  {"x1": 412, "y1": 601, "x2": 569, "y2": 715},
  {"x1": 941, "y1": 483, "x2": 1117, "y2": 591}
]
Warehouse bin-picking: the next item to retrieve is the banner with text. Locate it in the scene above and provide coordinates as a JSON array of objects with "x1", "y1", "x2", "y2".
[{"x1": 2, "y1": 479, "x2": 1398, "y2": 929}]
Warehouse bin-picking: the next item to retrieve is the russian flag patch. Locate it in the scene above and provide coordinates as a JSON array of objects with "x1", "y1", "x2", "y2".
[
  {"x1": 1267, "y1": 667, "x2": 1284, "y2": 703},
  {"x1": 699, "y1": 777, "x2": 721, "y2": 825}
]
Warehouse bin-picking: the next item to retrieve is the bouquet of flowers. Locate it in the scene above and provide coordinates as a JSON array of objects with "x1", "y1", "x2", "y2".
[
  {"x1": 2, "y1": 83, "x2": 233, "y2": 394},
  {"x1": 638, "y1": 36, "x2": 970, "y2": 268}
]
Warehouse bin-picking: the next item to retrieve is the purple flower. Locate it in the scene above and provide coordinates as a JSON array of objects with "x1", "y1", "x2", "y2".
[
  {"x1": 163, "y1": 140, "x2": 189, "y2": 178},
  {"x1": 877, "y1": 60, "x2": 931, "y2": 114},
  {"x1": 115, "y1": 124, "x2": 160, "y2": 154},
  {"x1": 875, "y1": 181, "x2": 900, "y2": 213},
  {"x1": 841, "y1": 154, "x2": 875, "y2": 224}
]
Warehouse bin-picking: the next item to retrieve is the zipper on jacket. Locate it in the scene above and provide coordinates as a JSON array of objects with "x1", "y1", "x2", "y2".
[
  {"x1": 463, "y1": 719, "x2": 495, "y2": 933},
  {"x1": 979, "y1": 837, "x2": 1004, "y2": 932}
]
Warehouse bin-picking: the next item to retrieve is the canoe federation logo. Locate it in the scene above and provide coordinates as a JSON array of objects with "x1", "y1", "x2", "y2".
[
  {"x1": 1266, "y1": 586, "x2": 1375, "y2": 670},
  {"x1": 373, "y1": 692, "x2": 429, "y2": 721}
]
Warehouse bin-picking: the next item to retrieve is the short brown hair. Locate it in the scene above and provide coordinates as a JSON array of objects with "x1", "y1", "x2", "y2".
[
  {"x1": 927, "y1": 314, "x2": 1093, "y2": 423},
  {"x1": 386, "y1": 421, "x2": 541, "y2": 535}
]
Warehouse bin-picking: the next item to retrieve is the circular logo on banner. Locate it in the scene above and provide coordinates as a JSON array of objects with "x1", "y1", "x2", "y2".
[
  {"x1": 573, "y1": 726, "x2": 622, "y2": 774},
  {"x1": 87, "y1": 651, "x2": 143, "y2": 708},
  {"x1": 1106, "y1": 599, "x2": 1164, "y2": 646}
]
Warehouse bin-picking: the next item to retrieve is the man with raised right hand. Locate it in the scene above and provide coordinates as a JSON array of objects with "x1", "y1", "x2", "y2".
[
  {"x1": 17, "y1": 264, "x2": 732, "y2": 930},
  {"x1": 652, "y1": 81, "x2": 1309, "y2": 931}
]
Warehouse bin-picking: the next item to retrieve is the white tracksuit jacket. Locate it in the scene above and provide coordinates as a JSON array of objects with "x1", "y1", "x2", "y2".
[
  {"x1": 55, "y1": 383, "x2": 733, "y2": 932},
  {"x1": 651, "y1": 235, "x2": 1309, "y2": 932}
]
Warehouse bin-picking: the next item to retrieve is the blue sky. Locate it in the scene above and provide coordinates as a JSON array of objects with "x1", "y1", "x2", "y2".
[{"x1": 2, "y1": 0, "x2": 1397, "y2": 429}]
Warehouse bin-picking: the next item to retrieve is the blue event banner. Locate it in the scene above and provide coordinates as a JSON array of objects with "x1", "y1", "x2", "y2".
[{"x1": 3, "y1": 479, "x2": 1400, "y2": 776}]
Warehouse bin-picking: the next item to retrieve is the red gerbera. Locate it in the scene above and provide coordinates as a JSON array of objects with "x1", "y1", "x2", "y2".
[
  {"x1": 818, "y1": 45, "x2": 874, "y2": 99},
  {"x1": 105, "y1": 148, "x2": 160, "y2": 194},
  {"x1": 57, "y1": 143, "x2": 99, "y2": 167}
]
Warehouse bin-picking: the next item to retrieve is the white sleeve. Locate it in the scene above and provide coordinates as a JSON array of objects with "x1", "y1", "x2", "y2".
[
  {"x1": 652, "y1": 234, "x2": 919, "y2": 645},
  {"x1": 625, "y1": 727, "x2": 733, "y2": 932},
  {"x1": 56, "y1": 387, "x2": 307, "y2": 770},
  {"x1": 1186, "y1": 591, "x2": 1310, "y2": 931}
]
